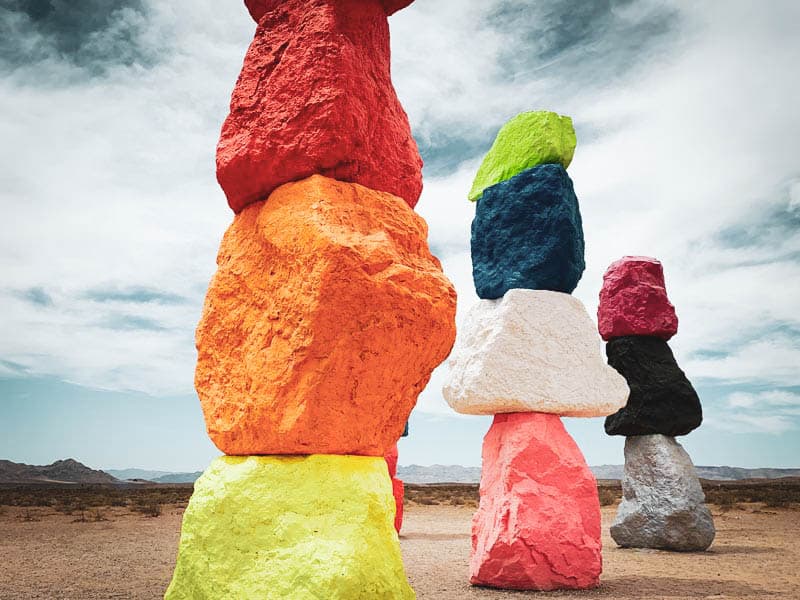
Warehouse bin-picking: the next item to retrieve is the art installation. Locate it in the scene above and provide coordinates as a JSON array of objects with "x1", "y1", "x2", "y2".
[
  {"x1": 443, "y1": 111, "x2": 630, "y2": 590},
  {"x1": 599, "y1": 256, "x2": 716, "y2": 551},
  {"x1": 166, "y1": 1, "x2": 457, "y2": 597}
]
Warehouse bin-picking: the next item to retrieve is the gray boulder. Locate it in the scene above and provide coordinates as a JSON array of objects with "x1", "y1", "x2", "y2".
[{"x1": 611, "y1": 434, "x2": 715, "y2": 551}]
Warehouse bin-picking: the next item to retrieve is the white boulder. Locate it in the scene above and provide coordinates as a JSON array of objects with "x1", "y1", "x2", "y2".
[{"x1": 442, "y1": 289, "x2": 628, "y2": 417}]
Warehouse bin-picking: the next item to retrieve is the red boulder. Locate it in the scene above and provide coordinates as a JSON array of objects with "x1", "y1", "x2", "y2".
[
  {"x1": 385, "y1": 443, "x2": 399, "y2": 478},
  {"x1": 598, "y1": 256, "x2": 679, "y2": 341},
  {"x1": 392, "y1": 477, "x2": 404, "y2": 533},
  {"x1": 244, "y1": 0, "x2": 414, "y2": 23},
  {"x1": 470, "y1": 412, "x2": 602, "y2": 590},
  {"x1": 220, "y1": 0, "x2": 423, "y2": 213}
]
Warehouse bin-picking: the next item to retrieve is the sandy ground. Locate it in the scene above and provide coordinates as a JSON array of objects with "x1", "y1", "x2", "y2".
[{"x1": 0, "y1": 503, "x2": 798, "y2": 599}]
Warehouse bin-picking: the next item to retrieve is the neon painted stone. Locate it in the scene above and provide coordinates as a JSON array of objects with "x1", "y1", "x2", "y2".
[
  {"x1": 442, "y1": 290, "x2": 628, "y2": 417},
  {"x1": 471, "y1": 163, "x2": 584, "y2": 298},
  {"x1": 470, "y1": 412, "x2": 602, "y2": 590},
  {"x1": 392, "y1": 477, "x2": 404, "y2": 534},
  {"x1": 385, "y1": 444, "x2": 399, "y2": 478},
  {"x1": 165, "y1": 455, "x2": 414, "y2": 599},
  {"x1": 218, "y1": 0, "x2": 422, "y2": 213},
  {"x1": 468, "y1": 111, "x2": 576, "y2": 202},
  {"x1": 598, "y1": 256, "x2": 679, "y2": 341},
  {"x1": 196, "y1": 175, "x2": 456, "y2": 456},
  {"x1": 244, "y1": 0, "x2": 414, "y2": 22}
]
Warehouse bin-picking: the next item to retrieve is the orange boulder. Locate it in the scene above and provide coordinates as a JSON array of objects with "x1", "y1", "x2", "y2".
[{"x1": 196, "y1": 175, "x2": 457, "y2": 456}]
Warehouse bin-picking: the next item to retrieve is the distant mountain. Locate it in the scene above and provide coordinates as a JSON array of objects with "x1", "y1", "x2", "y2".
[
  {"x1": 398, "y1": 464, "x2": 482, "y2": 483},
  {"x1": 695, "y1": 466, "x2": 800, "y2": 481},
  {"x1": 398, "y1": 464, "x2": 800, "y2": 484},
  {"x1": 105, "y1": 468, "x2": 174, "y2": 481},
  {"x1": 0, "y1": 459, "x2": 118, "y2": 484},
  {"x1": 151, "y1": 472, "x2": 203, "y2": 484}
]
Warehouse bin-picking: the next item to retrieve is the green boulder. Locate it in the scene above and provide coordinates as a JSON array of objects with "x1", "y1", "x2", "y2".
[{"x1": 468, "y1": 111, "x2": 576, "y2": 201}]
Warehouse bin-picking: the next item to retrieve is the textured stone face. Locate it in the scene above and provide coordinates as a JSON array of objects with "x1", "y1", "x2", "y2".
[
  {"x1": 471, "y1": 413, "x2": 602, "y2": 590},
  {"x1": 471, "y1": 163, "x2": 584, "y2": 298},
  {"x1": 391, "y1": 477, "x2": 404, "y2": 534},
  {"x1": 244, "y1": 0, "x2": 414, "y2": 22},
  {"x1": 218, "y1": 0, "x2": 423, "y2": 213},
  {"x1": 196, "y1": 175, "x2": 457, "y2": 456},
  {"x1": 165, "y1": 455, "x2": 413, "y2": 599},
  {"x1": 611, "y1": 435, "x2": 715, "y2": 551},
  {"x1": 443, "y1": 290, "x2": 628, "y2": 417},
  {"x1": 468, "y1": 111, "x2": 576, "y2": 201},
  {"x1": 598, "y1": 256, "x2": 679, "y2": 341},
  {"x1": 385, "y1": 444, "x2": 399, "y2": 478},
  {"x1": 604, "y1": 336, "x2": 702, "y2": 437}
]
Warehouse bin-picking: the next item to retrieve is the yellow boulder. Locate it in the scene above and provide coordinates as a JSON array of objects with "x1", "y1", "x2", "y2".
[{"x1": 165, "y1": 455, "x2": 415, "y2": 599}]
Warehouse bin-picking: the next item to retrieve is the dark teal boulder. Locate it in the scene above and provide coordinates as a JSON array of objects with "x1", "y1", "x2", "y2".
[{"x1": 471, "y1": 163, "x2": 585, "y2": 298}]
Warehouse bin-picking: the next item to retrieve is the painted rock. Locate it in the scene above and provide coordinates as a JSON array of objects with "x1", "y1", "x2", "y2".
[
  {"x1": 468, "y1": 111, "x2": 576, "y2": 201},
  {"x1": 604, "y1": 336, "x2": 702, "y2": 437},
  {"x1": 471, "y1": 163, "x2": 584, "y2": 297},
  {"x1": 443, "y1": 290, "x2": 628, "y2": 417},
  {"x1": 612, "y1": 435, "x2": 715, "y2": 551},
  {"x1": 392, "y1": 477, "x2": 405, "y2": 534},
  {"x1": 598, "y1": 256, "x2": 679, "y2": 341},
  {"x1": 244, "y1": 0, "x2": 414, "y2": 22},
  {"x1": 219, "y1": 0, "x2": 422, "y2": 213},
  {"x1": 165, "y1": 455, "x2": 414, "y2": 599},
  {"x1": 196, "y1": 176, "x2": 456, "y2": 456},
  {"x1": 385, "y1": 444, "x2": 399, "y2": 478},
  {"x1": 471, "y1": 412, "x2": 602, "y2": 590}
]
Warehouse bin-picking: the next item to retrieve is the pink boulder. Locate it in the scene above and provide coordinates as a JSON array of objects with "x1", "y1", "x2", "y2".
[
  {"x1": 385, "y1": 444, "x2": 399, "y2": 478},
  {"x1": 598, "y1": 256, "x2": 678, "y2": 341},
  {"x1": 220, "y1": 0, "x2": 423, "y2": 213},
  {"x1": 392, "y1": 477, "x2": 404, "y2": 533},
  {"x1": 470, "y1": 412, "x2": 602, "y2": 591}
]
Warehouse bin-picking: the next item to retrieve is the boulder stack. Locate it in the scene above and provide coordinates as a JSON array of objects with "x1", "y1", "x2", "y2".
[
  {"x1": 598, "y1": 256, "x2": 715, "y2": 551},
  {"x1": 167, "y1": 2, "x2": 457, "y2": 597},
  {"x1": 443, "y1": 111, "x2": 629, "y2": 591}
]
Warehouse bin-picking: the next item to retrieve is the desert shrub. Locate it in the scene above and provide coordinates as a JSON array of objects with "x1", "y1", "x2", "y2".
[
  {"x1": 20, "y1": 509, "x2": 40, "y2": 522},
  {"x1": 132, "y1": 499, "x2": 162, "y2": 517},
  {"x1": 598, "y1": 487, "x2": 619, "y2": 506}
]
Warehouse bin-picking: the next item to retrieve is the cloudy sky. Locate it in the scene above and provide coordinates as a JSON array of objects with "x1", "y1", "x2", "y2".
[{"x1": 1, "y1": 0, "x2": 798, "y2": 472}]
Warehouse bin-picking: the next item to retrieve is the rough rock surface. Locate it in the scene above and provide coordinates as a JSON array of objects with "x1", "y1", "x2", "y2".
[
  {"x1": 197, "y1": 175, "x2": 457, "y2": 456},
  {"x1": 468, "y1": 111, "x2": 576, "y2": 201},
  {"x1": 598, "y1": 256, "x2": 679, "y2": 341},
  {"x1": 471, "y1": 163, "x2": 584, "y2": 298},
  {"x1": 219, "y1": 0, "x2": 422, "y2": 213},
  {"x1": 166, "y1": 455, "x2": 413, "y2": 599},
  {"x1": 604, "y1": 336, "x2": 702, "y2": 437},
  {"x1": 244, "y1": 0, "x2": 414, "y2": 22},
  {"x1": 392, "y1": 477, "x2": 404, "y2": 534},
  {"x1": 471, "y1": 412, "x2": 602, "y2": 590},
  {"x1": 611, "y1": 435, "x2": 715, "y2": 551},
  {"x1": 443, "y1": 290, "x2": 628, "y2": 417},
  {"x1": 385, "y1": 444, "x2": 399, "y2": 478}
]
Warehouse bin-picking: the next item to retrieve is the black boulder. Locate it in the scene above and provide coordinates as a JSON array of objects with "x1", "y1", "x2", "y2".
[{"x1": 604, "y1": 336, "x2": 702, "y2": 437}]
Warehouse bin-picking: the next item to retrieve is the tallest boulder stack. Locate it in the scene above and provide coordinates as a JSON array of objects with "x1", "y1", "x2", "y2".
[{"x1": 166, "y1": 2, "x2": 457, "y2": 598}]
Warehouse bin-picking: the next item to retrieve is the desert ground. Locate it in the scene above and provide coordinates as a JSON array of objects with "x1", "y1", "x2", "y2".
[{"x1": 0, "y1": 484, "x2": 798, "y2": 599}]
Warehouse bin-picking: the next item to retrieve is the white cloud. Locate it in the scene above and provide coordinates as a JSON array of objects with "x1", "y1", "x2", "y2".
[
  {"x1": 706, "y1": 390, "x2": 800, "y2": 434},
  {"x1": 0, "y1": 0, "x2": 798, "y2": 412}
]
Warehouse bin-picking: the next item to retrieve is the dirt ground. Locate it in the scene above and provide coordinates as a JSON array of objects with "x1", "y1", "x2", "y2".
[{"x1": 0, "y1": 503, "x2": 798, "y2": 599}]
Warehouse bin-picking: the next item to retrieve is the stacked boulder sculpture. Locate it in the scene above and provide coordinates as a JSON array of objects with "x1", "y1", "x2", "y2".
[
  {"x1": 167, "y1": 2, "x2": 457, "y2": 597},
  {"x1": 443, "y1": 111, "x2": 629, "y2": 590},
  {"x1": 599, "y1": 256, "x2": 715, "y2": 551}
]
